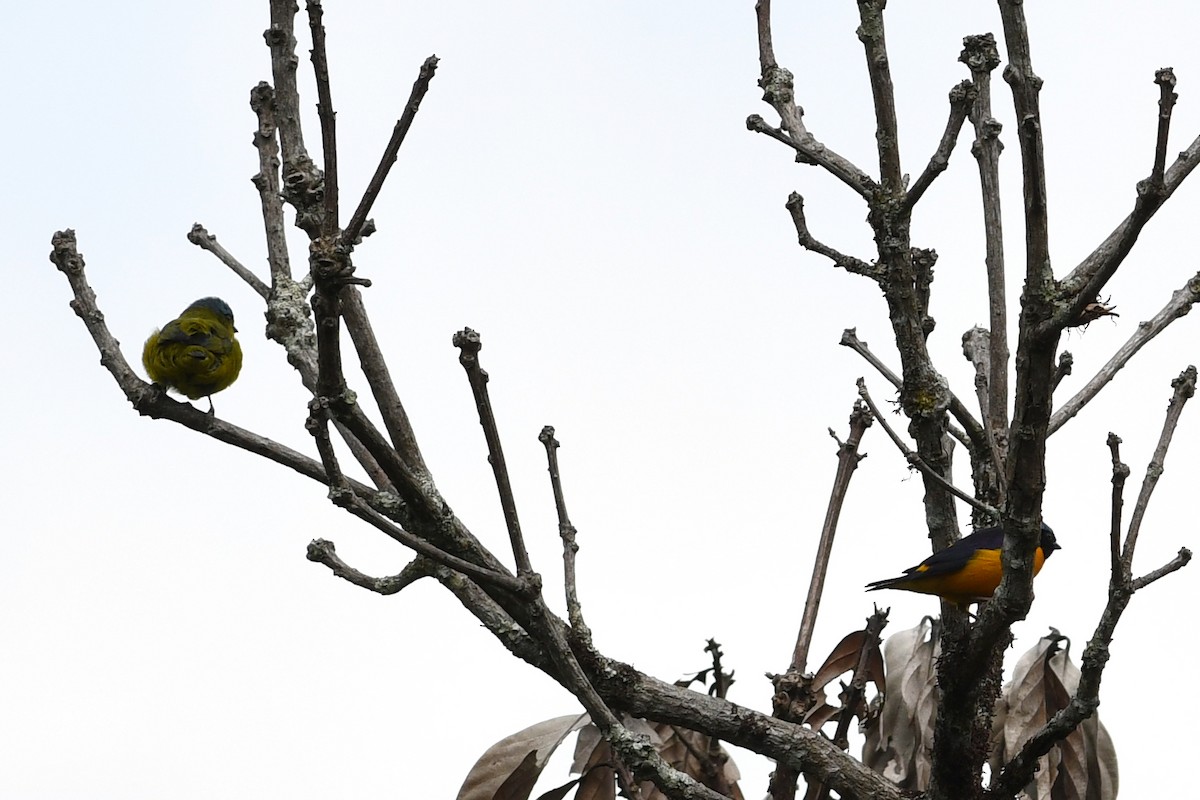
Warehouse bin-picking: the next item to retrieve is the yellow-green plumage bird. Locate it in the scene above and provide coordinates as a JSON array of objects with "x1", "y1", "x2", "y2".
[{"x1": 142, "y1": 297, "x2": 242, "y2": 413}]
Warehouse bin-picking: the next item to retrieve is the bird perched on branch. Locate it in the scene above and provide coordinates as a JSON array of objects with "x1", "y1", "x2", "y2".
[
  {"x1": 142, "y1": 297, "x2": 242, "y2": 413},
  {"x1": 865, "y1": 524, "x2": 1060, "y2": 606}
]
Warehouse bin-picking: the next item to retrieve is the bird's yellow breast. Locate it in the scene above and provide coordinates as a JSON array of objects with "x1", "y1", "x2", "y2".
[{"x1": 905, "y1": 546, "x2": 1049, "y2": 603}]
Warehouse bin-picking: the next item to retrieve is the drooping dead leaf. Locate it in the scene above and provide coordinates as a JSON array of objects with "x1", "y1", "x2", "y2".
[
  {"x1": 457, "y1": 713, "x2": 590, "y2": 800},
  {"x1": 811, "y1": 629, "x2": 886, "y2": 695},
  {"x1": 570, "y1": 721, "x2": 621, "y2": 800},
  {"x1": 862, "y1": 616, "x2": 940, "y2": 791},
  {"x1": 803, "y1": 627, "x2": 887, "y2": 738},
  {"x1": 531, "y1": 763, "x2": 619, "y2": 800},
  {"x1": 990, "y1": 631, "x2": 1118, "y2": 800}
]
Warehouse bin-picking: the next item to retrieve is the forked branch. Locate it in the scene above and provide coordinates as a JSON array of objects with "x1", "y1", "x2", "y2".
[{"x1": 989, "y1": 369, "x2": 1194, "y2": 797}]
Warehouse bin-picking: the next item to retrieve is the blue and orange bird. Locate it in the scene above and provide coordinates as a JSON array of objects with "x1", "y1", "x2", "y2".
[
  {"x1": 142, "y1": 297, "x2": 242, "y2": 414},
  {"x1": 865, "y1": 524, "x2": 1060, "y2": 606}
]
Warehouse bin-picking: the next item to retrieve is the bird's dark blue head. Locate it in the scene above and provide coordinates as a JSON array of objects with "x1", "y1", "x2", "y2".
[
  {"x1": 186, "y1": 297, "x2": 235, "y2": 323},
  {"x1": 1040, "y1": 522, "x2": 1060, "y2": 554}
]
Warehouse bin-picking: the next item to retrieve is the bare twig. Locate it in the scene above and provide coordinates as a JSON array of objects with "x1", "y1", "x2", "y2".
[
  {"x1": 539, "y1": 426, "x2": 590, "y2": 641},
  {"x1": 306, "y1": 540, "x2": 432, "y2": 594},
  {"x1": 785, "y1": 193, "x2": 879, "y2": 278},
  {"x1": 839, "y1": 328, "x2": 978, "y2": 450},
  {"x1": 857, "y1": 379, "x2": 998, "y2": 518},
  {"x1": 1121, "y1": 365, "x2": 1196, "y2": 568},
  {"x1": 265, "y1": 0, "x2": 324, "y2": 237},
  {"x1": 453, "y1": 328, "x2": 536, "y2": 579},
  {"x1": 342, "y1": 55, "x2": 439, "y2": 246},
  {"x1": 754, "y1": 0, "x2": 776, "y2": 74},
  {"x1": 306, "y1": 0, "x2": 339, "y2": 235},
  {"x1": 1049, "y1": 269, "x2": 1200, "y2": 434},
  {"x1": 855, "y1": 0, "x2": 903, "y2": 192},
  {"x1": 187, "y1": 224, "x2": 270, "y2": 298},
  {"x1": 248, "y1": 82, "x2": 296, "y2": 290},
  {"x1": 1151, "y1": 69, "x2": 1179, "y2": 184},
  {"x1": 998, "y1": 5, "x2": 1050, "y2": 297},
  {"x1": 342, "y1": 288, "x2": 430, "y2": 476},
  {"x1": 960, "y1": 33, "x2": 1011, "y2": 460},
  {"x1": 1106, "y1": 433, "x2": 1129, "y2": 578},
  {"x1": 961, "y1": 326, "x2": 1007, "y2": 504},
  {"x1": 745, "y1": 115, "x2": 877, "y2": 198},
  {"x1": 1131, "y1": 548, "x2": 1193, "y2": 590},
  {"x1": 749, "y1": 2, "x2": 877, "y2": 201},
  {"x1": 903, "y1": 80, "x2": 975, "y2": 210},
  {"x1": 1051, "y1": 350, "x2": 1073, "y2": 392},
  {"x1": 790, "y1": 401, "x2": 872, "y2": 673},
  {"x1": 840, "y1": 328, "x2": 901, "y2": 388}
]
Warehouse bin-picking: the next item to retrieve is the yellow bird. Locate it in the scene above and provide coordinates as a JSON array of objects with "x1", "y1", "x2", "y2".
[
  {"x1": 865, "y1": 524, "x2": 1060, "y2": 606},
  {"x1": 142, "y1": 297, "x2": 242, "y2": 413}
]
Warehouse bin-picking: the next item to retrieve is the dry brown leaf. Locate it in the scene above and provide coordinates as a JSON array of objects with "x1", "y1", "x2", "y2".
[
  {"x1": 805, "y1": 627, "x2": 886, "y2": 742},
  {"x1": 531, "y1": 778, "x2": 581, "y2": 800},
  {"x1": 571, "y1": 723, "x2": 616, "y2": 800},
  {"x1": 800, "y1": 700, "x2": 841, "y2": 729},
  {"x1": 456, "y1": 713, "x2": 590, "y2": 800},
  {"x1": 862, "y1": 616, "x2": 939, "y2": 791},
  {"x1": 991, "y1": 632, "x2": 1118, "y2": 800},
  {"x1": 811, "y1": 630, "x2": 885, "y2": 696}
]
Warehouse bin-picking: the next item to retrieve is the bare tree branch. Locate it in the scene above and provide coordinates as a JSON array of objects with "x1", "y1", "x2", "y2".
[
  {"x1": 989, "y1": 372, "x2": 1194, "y2": 796},
  {"x1": 305, "y1": 0, "x2": 340, "y2": 235},
  {"x1": 857, "y1": 379, "x2": 997, "y2": 518},
  {"x1": 855, "y1": 0, "x2": 904, "y2": 193},
  {"x1": 539, "y1": 427, "x2": 591, "y2": 642},
  {"x1": 1107, "y1": 433, "x2": 1129, "y2": 577},
  {"x1": 784, "y1": 193, "x2": 878, "y2": 278},
  {"x1": 1121, "y1": 365, "x2": 1196, "y2": 567},
  {"x1": 1132, "y1": 548, "x2": 1192, "y2": 590},
  {"x1": 248, "y1": 81, "x2": 298, "y2": 290},
  {"x1": 903, "y1": 80, "x2": 975, "y2": 210},
  {"x1": 187, "y1": 224, "x2": 270, "y2": 298},
  {"x1": 250, "y1": 58, "x2": 398, "y2": 493},
  {"x1": 591, "y1": 656, "x2": 903, "y2": 800},
  {"x1": 961, "y1": 327, "x2": 1007, "y2": 509},
  {"x1": 306, "y1": 539, "x2": 431, "y2": 594},
  {"x1": 1053, "y1": 71, "x2": 1200, "y2": 334},
  {"x1": 1051, "y1": 349, "x2": 1073, "y2": 392},
  {"x1": 453, "y1": 328, "x2": 537, "y2": 580},
  {"x1": 746, "y1": 115, "x2": 877, "y2": 198},
  {"x1": 342, "y1": 289, "x2": 431, "y2": 476},
  {"x1": 960, "y1": 33, "x2": 1010, "y2": 471},
  {"x1": 265, "y1": 0, "x2": 324, "y2": 237},
  {"x1": 790, "y1": 402, "x2": 873, "y2": 674},
  {"x1": 306, "y1": 397, "x2": 528, "y2": 593},
  {"x1": 342, "y1": 55, "x2": 439, "y2": 246},
  {"x1": 771, "y1": 403, "x2": 875, "y2": 800},
  {"x1": 1049, "y1": 269, "x2": 1200, "y2": 434},
  {"x1": 839, "y1": 328, "x2": 978, "y2": 450},
  {"x1": 751, "y1": 1, "x2": 877, "y2": 199}
]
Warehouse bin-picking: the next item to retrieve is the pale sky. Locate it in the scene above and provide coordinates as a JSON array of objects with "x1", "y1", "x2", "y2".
[{"x1": 5, "y1": 2, "x2": 1197, "y2": 797}]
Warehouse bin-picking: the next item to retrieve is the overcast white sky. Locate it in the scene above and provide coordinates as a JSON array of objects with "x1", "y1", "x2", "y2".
[{"x1": 5, "y1": 1, "x2": 1197, "y2": 797}]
